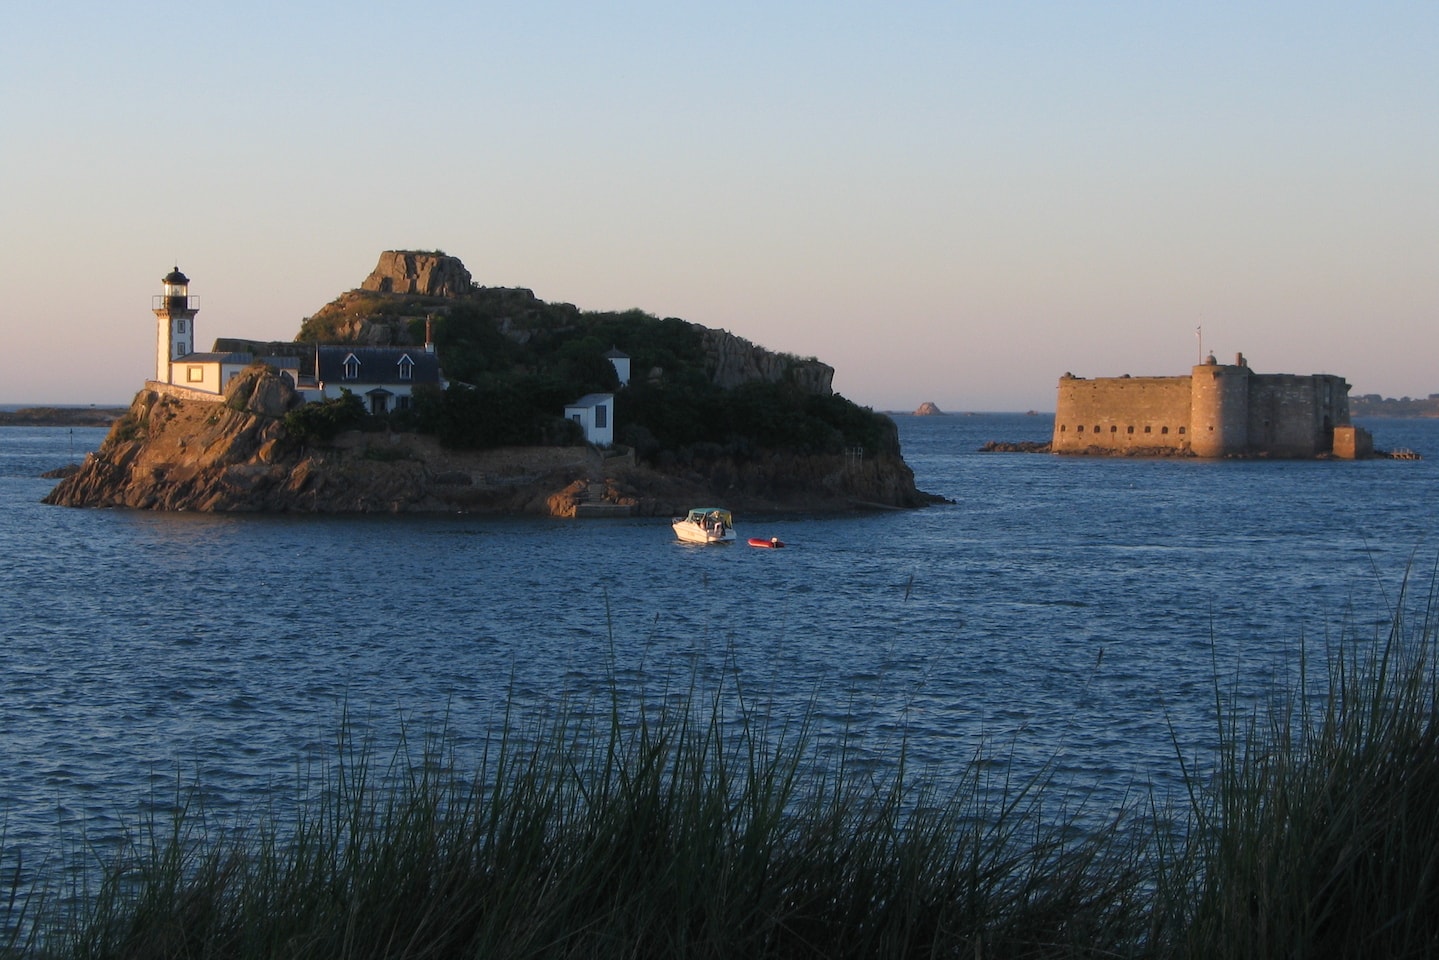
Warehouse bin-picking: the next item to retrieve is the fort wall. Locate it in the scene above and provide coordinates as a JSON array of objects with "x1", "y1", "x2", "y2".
[
  {"x1": 1051, "y1": 375, "x2": 1193, "y2": 453},
  {"x1": 1052, "y1": 356, "x2": 1365, "y2": 458},
  {"x1": 1245, "y1": 375, "x2": 1349, "y2": 457}
]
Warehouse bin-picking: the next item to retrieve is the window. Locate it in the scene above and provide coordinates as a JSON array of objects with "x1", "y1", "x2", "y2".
[
  {"x1": 174, "y1": 343, "x2": 184, "y2": 357},
  {"x1": 595, "y1": 404, "x2": 607, "y2": 429},
  {"x1": 1093, "y1": 425, "x2": 1100, "y2": 433},
  {"x1": 396, "y1": 395, "x2": 411, "y2": 411},
  {"x1": 398, "y1": 357, "x2": 413, "y2": 381},
  {"x1": 1110, "y1": 425, "x2": 1117, "y2": 433},
  {"x1": 1077, "y1": 425, "x2": 1085, "y2": 433},
  {"x1": 187, "y1": 365, "x2": 204, "y2": 382},
  {"x1": 1144, "y1": 426, "x2": 1152, "y2": 434},
  {"x1": 1161, "y1": 426, "x2": 1169, "y2": 435},
  {"x1": 1126, "y1": 425, "x2": 1134, "y2": 434},
  {"x1": 1178, "y1": 427, "x2": 1186, "y2": 435},
  {"x1": 343, "y1": 356, "x2": 360, "y2": 379},
  {"x1": 175, "y1": 319, "x2": 186, "y2": 333}
]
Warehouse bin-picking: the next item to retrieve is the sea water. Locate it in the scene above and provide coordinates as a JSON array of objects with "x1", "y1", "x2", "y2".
[{"x1": 2, "y1": 414, "x2": 1437, "y2": 875}]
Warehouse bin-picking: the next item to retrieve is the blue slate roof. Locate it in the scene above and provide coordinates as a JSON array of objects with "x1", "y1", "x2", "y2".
[
  {"x1": 177, "y1": 352, "x2": 252, "y2": 363},
  {"x1": 315, "y1": 346, "x2": 442, "y2": 386}
]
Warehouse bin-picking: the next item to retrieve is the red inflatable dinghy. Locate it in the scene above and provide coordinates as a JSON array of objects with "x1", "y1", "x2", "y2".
[{"x1": 747, "y1": 537, "x2": 785, "y2": 548}]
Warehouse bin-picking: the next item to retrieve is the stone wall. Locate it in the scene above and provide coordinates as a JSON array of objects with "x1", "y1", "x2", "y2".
[
  {"x1": 1051, "y1": 375, "x2": 1193, "y2": 453},
  {"x1": 144, "y1": 380, "x2": 228, "y2": 404},
  {"x1": 1246, "y1": 375, "x2": 1349, "y2": 457}
]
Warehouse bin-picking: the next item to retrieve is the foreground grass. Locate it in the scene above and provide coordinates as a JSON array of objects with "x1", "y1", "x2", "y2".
[{"x1": 6, "y1": 601, "x2": 1439, "y2": 959}]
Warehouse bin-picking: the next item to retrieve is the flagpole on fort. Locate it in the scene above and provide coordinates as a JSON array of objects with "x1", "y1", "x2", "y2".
[{"x1": 1196, "y1": 325, "x2": 1203, "y2": 363}]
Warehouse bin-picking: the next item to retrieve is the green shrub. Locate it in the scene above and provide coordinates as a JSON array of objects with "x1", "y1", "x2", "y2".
[{"x1": 281, "y1": 391, "x2": 365, "y2": 446}]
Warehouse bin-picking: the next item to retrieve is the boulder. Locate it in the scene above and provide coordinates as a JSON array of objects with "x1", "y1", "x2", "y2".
[
  {"x1": 224, "y1": 364, "x2": 303, "y2": 418},
  {"x1": 914, "y1": 401, "x2": 946, "y2": 415}
]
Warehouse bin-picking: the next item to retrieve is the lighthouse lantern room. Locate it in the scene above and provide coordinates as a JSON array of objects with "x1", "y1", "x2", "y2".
[{"x1": 152, "y1": 266, "x2": 198, "y2": 383}]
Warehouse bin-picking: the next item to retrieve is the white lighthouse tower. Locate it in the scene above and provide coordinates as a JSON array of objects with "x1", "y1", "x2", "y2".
[{"x1": 152, "y1": 266, "x2": 198, "y2": 383}]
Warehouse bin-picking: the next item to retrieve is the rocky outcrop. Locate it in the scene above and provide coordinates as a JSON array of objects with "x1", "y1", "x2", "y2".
[
  {"x1": 361, "y1": 251, "x2": 473, "y2": 297},
  {"x1": 914, "y1": 402, "x2": 946, "y2": 416},
  {"x1": 701, "y1": 327, "x2": 834, "y2": 395},
  {"x1": 979, "y1": 440, "x2": 1052, "y2": 453},
  {"x1": 45, "y1": 368, "x2": 940, "y2": 514}
]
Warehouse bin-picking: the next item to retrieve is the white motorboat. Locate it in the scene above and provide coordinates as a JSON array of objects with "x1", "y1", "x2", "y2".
[{"x1": 672, "y1": 507, "x2": 736, "y2": 544}]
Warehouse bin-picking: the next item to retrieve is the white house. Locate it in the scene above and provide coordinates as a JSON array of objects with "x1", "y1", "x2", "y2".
[
  {"x1": 148, "y1": 267, "x2": 443, "y2": 410},
  {"x1": 171, "y1": 353, "x2": 301, "y2": 395},
  {"x1": 564, "y1": 393, "x2": 614, "y2": 446},
  {"x1": 310, "y1": 345, "x2": 445, "y2": 415},
  {"x1": 603, "y1": 346, "x2": 630, "y2": 387}
]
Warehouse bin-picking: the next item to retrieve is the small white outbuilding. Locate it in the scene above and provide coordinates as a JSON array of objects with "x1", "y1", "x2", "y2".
[{"x1": 564, "y1": 393, "x2": 614, "y2": 446}]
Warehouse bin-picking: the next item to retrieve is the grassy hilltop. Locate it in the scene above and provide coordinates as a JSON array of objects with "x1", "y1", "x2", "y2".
[{"x1": 276, "y1": 252, "x2": 896, "y2": 463}]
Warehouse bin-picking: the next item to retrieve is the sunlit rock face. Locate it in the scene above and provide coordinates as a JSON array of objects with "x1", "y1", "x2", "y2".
[
  {"x1": 361, "y1": 251, "x2": 474, "y2": 297},
  {"x1": 914, "y1": 402, "x2": 945, "y2": 415},
  {"x1": 700, "y1": 327, "x2": 834, "y2": 395}
]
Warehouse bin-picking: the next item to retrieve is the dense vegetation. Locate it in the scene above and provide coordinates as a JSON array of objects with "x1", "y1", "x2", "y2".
[
  {"x1": 281, "y1": 392, "x2": 367, "y2": 445},
  {"x1": 7, "y1": 596, "x2": 1439, "y2": 958},
  {"x1": 295, "y1": 288, "x2": 894, "y2": 460},
  {"x1": 1351, "y1": 394, "x2": 1439, "y2": 417}
]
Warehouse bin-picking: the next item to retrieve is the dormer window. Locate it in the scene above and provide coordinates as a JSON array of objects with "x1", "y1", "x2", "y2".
[
  {"x1": 397, "y1": 355, "x2": 414, "y2": 381},
  {"x1": 343, "y1": 354, "x2": 360, "y2": 380}
]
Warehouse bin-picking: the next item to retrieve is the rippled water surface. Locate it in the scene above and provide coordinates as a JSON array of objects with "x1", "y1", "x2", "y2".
[{"x1": 3, "y1": 415, "x2": 1438, "y2": 863}]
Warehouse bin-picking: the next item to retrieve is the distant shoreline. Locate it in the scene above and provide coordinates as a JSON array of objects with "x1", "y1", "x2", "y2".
[{"x1": 0, "y1": 406, "x2": 127, "y2": 427}]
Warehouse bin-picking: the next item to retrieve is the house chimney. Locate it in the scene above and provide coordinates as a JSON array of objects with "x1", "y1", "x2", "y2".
[{"x1": 424, "y1": 315, "x2": 435, "y2": 354}]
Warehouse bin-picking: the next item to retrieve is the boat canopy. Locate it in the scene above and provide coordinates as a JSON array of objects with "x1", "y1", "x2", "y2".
[{"x1": 685, "y1": 507, "x2": 732, "y2": 525}]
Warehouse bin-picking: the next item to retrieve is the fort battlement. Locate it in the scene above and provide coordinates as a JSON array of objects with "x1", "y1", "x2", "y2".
[{"x1": 1052, "y1": 354, "x2": 1370, "y2": 458}]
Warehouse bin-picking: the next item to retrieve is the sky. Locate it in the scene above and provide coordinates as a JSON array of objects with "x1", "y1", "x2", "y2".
[{"x1": 2, "y1": 2, "x2": 1434, "y2": 411}]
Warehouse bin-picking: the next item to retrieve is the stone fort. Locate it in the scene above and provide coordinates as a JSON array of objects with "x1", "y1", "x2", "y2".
[{"x1": 1052, "y1": 353, "x2": 1373, "y2": 459}]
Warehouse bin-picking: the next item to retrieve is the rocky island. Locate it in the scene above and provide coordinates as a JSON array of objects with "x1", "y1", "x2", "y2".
[{"x1": 45, "y1": 252, "x2": 940, "y2": 515}]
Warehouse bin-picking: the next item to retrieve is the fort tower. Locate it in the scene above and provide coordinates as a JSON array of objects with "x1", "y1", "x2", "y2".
[{"x1": 1189, "y1": 353, "x2": 1251, "y2": 457}]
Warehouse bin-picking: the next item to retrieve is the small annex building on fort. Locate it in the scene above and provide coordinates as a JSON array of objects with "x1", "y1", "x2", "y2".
[{"x1": 1052, "y1": 353, "x2": 1373, "y2": 459}]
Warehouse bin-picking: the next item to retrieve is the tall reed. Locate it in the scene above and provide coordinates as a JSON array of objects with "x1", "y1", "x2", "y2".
[
  {"x1": 7, "y1": 586, "x2": 1439, "y2": 959},
  {"x1": 10, "y1": 675, "x2": 1152, "y2": 959},
  {"x1": 1172, "y1": 577, "x2": 1439, "y2": 958}
]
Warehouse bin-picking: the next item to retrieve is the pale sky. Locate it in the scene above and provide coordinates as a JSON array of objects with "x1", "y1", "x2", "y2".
[{"x1": 2, "y1": 2, "x2": 1434, "y2": 410}]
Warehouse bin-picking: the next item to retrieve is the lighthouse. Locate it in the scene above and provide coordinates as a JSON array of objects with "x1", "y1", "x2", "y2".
[{"x1": 152, "y1": 266, "x2": 198, "y2": 383}]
